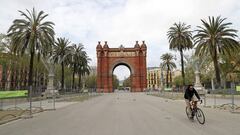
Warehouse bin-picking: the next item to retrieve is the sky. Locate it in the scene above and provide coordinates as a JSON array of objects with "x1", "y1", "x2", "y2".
[{"x1": 0, "y1": 0, "x2": 240, "y2": 80}]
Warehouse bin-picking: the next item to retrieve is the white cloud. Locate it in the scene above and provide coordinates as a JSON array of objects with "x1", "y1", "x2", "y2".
[{"x1": 0, "y1": 0, "x2": 240, "y2": 79}]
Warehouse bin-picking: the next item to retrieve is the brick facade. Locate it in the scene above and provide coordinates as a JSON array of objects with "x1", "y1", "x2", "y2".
[{"x1": 96, "y1": 41, "x2": 147, "y2": 93}]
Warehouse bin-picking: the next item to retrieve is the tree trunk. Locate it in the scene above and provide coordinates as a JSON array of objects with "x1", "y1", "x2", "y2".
[
  {"x1": 78, "y1": 73, "x2": 82, "y2": 91},
  {"x1": 34, "y1": 69, "x2": 37, "y2": 87},
  {"x1": 24, "y1": 68, "x2": 27, "y2": 89},
  {"x1": 6, "y1": 66, "x2": 11, "y2": 90},
  {"x1": 61, "y1": 62, "x2": 64, "y2": 92},
  {"x1": 212, "y1": 52, "x2": 221, "y2": 88},
  {"x1": 19, "y1": 67, "x2": 23, "y2": 89},
  {"x1": 15, "y1": 68, "x2": 19, "y2": 89},
  {"x1": 10, "y1": 67, "x2": 14, "y2": 89},
  {"x1": 180, "y1": 49, "x2": 185, "y2": 86},
  {"x1": 170, "y1": 69, "x2": 172, "y2": 87},
  {"x1": 28, "y1": 50, "x2": 35, "y2": 91},
  {"x1": 166, "y1": 65, "x2": 169, "y2": 88},
  {"x1": 72, "y1": 64, "x2": 76, "y2": 90}
]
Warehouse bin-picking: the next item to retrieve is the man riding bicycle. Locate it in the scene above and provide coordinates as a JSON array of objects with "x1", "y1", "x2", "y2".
[{"x1": 184, "y1": 84, "x2": 201, "y2": 119}]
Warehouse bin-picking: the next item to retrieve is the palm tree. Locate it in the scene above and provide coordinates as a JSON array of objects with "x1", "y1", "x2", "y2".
[
  {"x1": 69, "y1": 43, "x2": 86, "y2": 90},
  {"x1": 77, "y1": 56, "x2": 91, "y2": 90},
  {"x1": 52, "y1": 37, "x2": 72, "y2": 91},
  {"x1": 161, "y1": 53, "x2": 176, "y2": 87},
  {"x1": 7, "y1": 8, "x2": 55, "y2": 90},
  {"x1": 194, "y1": 16, "x2": 240, "y2": 87},
  {"x1": 167, "y1": 22, "x2": 193, "y2": 86}
]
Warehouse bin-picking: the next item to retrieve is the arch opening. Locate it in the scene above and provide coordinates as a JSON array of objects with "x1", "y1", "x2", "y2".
[{"x1": 112, "y1": 64, "x2": 131, "y2": 92}]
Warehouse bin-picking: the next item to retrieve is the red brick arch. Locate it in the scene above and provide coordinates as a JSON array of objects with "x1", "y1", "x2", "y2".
[{"x1": 96, "y1": 41, "x2": 147, "y2": 92}]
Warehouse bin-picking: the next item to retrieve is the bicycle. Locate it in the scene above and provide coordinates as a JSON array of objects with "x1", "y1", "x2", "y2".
[{"x1": 186, "y1": 100, "x2": 205, "y2": 124}]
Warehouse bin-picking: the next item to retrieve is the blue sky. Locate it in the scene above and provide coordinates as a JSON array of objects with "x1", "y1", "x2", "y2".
[{"x1": 1, "y1": 0, "x2": 240, "y2": 80}]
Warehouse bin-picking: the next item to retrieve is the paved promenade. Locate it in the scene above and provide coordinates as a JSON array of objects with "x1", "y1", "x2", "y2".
[{"x1": 1, "y1": 92, "x2": 240, "y2": 135}]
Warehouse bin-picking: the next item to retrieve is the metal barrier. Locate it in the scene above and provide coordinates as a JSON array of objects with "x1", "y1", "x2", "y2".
[
  {"x1": 0, "y1": 89, "x2": 102, "y2": 124},
  {"x1": 146, "y1": 89, "x2": 240, "y2": 113}
]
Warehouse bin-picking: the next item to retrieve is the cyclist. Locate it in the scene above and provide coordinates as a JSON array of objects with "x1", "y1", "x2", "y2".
[{"x1": 184, "y1": 84, "x2": 201, "y2": 119}]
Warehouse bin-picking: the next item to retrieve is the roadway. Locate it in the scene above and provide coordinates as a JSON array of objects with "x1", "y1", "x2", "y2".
[{"x1": 0, "y1": 92, "x2": 239, "y2": 135}]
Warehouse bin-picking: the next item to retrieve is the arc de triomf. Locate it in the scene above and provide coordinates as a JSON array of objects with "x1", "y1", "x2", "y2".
[{"x1": 96, "y1": 41, "x2": 147, "y2": 93}]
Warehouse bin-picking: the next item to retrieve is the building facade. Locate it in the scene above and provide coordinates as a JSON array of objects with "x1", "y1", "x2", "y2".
[
  {"x1": 147, "y1": 67, "x2": 162, "y2": 90},
  {"x1": 147, "y1": 67, "x2": 181, "y2": 90}
]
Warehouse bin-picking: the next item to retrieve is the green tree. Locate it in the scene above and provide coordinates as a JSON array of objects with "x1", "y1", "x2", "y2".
[
  {"x1": 69, "y1": 43, "x2": 90, "y2": 90},
  {"x1": 167, "y1": 22, "x2": 193, "y2": 86},
  {"x1": 77, "y1": 55, "x2": 91, "y2": 89},
  {"x1": 85, "y1": 74, "x2": 97, "y2": 89},
  {"x1": 7, "y1": 8, "x2": 55, "y2": 90},
  {"x1": 123, "y1": 77, "x2": 131, "y2": 87},
  {"x1": 112, "y1": 75, "x2": 119, "y2": 89},
  {"x1": 52, "y1": 37, "x2": 72, "y2": 90},
  {"x1": 194, "y1": 16, "x2": 240, "y2": 87},
  {"x1": 161, "y1": 53, "x2": 176, "y2": 87},
  {"x1": 220, "y1": 52, "x2": 240, "y2": 87}
]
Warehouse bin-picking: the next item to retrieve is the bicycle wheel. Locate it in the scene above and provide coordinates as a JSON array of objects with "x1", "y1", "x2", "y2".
[
  {"x1": 185, "y1": 107, "x2": 192, "y2": 119},
  {"x1": 196, "y1": 108, "x2": 205, "y2": 124}
]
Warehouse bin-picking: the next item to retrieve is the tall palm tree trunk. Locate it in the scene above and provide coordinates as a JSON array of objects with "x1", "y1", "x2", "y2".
[
  {"x1": 28, "y1": 51, "x2": 35, "y2": 93},
  {"x1": 6, "y1": 63, "x2": 11, "y2": 90},
  {"x1": 180, "y1": 49, "x2": 185, "y2": 86},
  {"x1": 212, "y1": 54, "x2": 221, "y2": 88},
  {"x1": 34, "y1": 69, "x2": 37, "y2": 87},
  {"x1": 170, "y1": 70, "x2": 172, "y2": 87},
  {"x1": 78, "y1": 73, "x2": 82, "y2": 91},
  {"x1": 72, "y1": 72, "x2": 74, "y2": 91},
  {"x1": 166, "y1": 65, "x2": 169, "y2": 88},
  {"x1": 72, "y1": 65, "x2": 76, "y2": 90},
  {"x1": 15, "y1": 68, "x2": 19, "y2": 89},
  {"x1": 61, "y1": 61, "x2": 64, "y2": 92},
  {"x1": 24, "y1": 68, "x2": 27, "y2": 88},
  {"x1": 19, "y1": 68, "x2": 23, "y2": 89}
]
